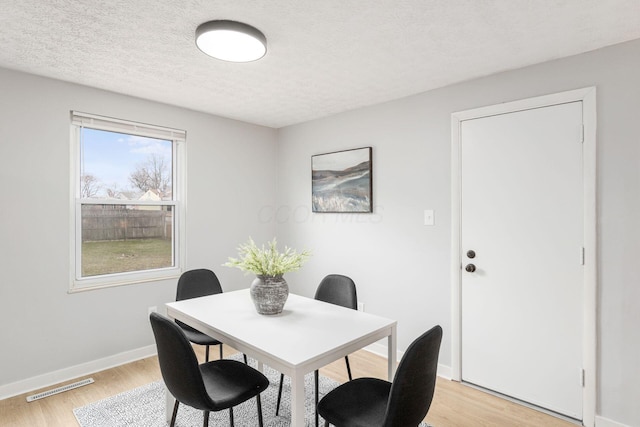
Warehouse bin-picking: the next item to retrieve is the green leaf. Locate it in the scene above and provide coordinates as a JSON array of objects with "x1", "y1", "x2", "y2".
[{"x1": 223, "y1": 237, "x2": 310, "y2": 277}]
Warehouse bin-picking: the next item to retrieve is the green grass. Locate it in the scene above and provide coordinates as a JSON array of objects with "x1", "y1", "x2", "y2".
[{"x1": 82, "y1": 239, "x2": 173, "y2": 277}]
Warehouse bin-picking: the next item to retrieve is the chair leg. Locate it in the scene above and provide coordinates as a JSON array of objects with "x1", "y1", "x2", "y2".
[
  {"x1": 243, "y1": 353, "x2": 248, "y2": 364},
  {"x1": 324, "y1": 421, "x2": 330, "y2": 427},
  {"x1": 205, "y1": 345, "x2": 210, "y2": 362},
  {"x1": 170, "y1": 400, "x2": 179, "y2": 427},
  {"x1": 345, "y1": 355, "x2": 352, "y2": 381},
  {"x1": 229, "y1": 407, "x2": 235, "y2": 427},
  {"x1": 219, "y1": 343, "x2": 224, "y2": 360},
  {"x1": 203, "y1": 410, "x2": 210, "y2": 427},
  {"x1": 256, "y1": 394, "x2": 264, "y2": 427},
  {"x1": 275, "y1": 373, "x2": 284, "y2": 415},
  {"x1": 315, "y1": 369, "x2": 319, "y2": 427}
]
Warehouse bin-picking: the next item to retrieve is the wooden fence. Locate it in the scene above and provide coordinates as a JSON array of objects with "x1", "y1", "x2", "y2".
[{"x1": 81, "y1": 207, "x2": 172, "y2": 242}]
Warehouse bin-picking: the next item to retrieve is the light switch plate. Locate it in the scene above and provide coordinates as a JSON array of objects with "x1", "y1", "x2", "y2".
[{"x1": 424, "y1": 210, "x2": 435, "y2": 226}]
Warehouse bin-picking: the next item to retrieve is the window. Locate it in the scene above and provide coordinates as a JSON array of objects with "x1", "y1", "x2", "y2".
[{"x1": 70, "y1": 112, "x2": 185, "y2": 291}]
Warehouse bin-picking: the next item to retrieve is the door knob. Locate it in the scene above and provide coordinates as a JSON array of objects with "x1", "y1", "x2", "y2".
[
  {"x1": 465, "y1": 264, "x2": 476, "y2": 273},
  {"x1": 466, "y1": 250, "x2": 476, "y2": 259}
]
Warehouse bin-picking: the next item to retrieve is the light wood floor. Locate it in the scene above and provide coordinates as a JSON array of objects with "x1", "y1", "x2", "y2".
[{"x1": 1, "y1": 345, "x2": 578, "y2": 426}]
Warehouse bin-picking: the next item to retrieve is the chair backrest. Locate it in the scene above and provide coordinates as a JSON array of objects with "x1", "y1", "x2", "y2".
[
  {"x1": 383, "y1": 325, "x2": 443, "y2": 427},
  {"x1": 149, "y1": 312, "x2": 212, "y2": 411},
  {"x1": 176, "y1": 269, "x2": 223, "y2": 301},
  {"x1": 314, "y1": 274, "x2": 357, "y2": 310}
]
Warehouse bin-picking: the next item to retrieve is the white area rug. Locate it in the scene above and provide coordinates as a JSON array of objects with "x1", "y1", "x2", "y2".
[{"x1": 73, "y1": 355, "x2": 431, "y2": 426}]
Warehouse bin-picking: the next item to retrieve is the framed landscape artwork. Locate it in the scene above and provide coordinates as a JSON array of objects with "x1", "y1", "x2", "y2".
[{"x1": 312, "y1": 147, "x2": 372, "y2": 213}]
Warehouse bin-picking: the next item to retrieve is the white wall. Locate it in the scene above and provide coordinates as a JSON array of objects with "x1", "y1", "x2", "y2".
[
  {"x1": 2, "y1": 37, "x2": 639, "y2": 427},
  {"x1": 276, "y1": 39, "x2": 640, "y2": 426},
  {"x1": 0, "y1": 68, "x2": 278, "y2": 392}
]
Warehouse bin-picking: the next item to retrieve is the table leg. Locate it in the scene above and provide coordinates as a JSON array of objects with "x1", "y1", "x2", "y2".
[
  {"x1": 290, "y1": 371, "x2": 306, "y2": 427},
  {"x1": 165, "y1": 386, "x2": 174, "y2": 423},
  {"x1": 388, "y1": 324, "x2": 397, "y2": 381}
]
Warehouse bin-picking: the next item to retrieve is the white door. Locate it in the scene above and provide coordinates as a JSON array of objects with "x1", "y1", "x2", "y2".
[{"x1": 460, "y1": 101, "x2": 584, "y2": 419}]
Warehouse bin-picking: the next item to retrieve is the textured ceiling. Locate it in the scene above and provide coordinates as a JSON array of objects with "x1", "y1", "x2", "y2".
[{"x1": 1, "y1": 1, "x2": 639, "y2": 128}]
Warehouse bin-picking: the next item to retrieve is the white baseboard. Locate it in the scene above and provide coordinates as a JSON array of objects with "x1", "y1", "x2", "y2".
[
  {"x1": 362, "y1": 341, "x2": 452, "y2": 379},
  {"x1": 0, "y1": 345, "x2": 156, "y2": 400},
  {"x1": 595, "y1": 416, "x2": 632, "y2": 427},
  {"x1": 435, "y1": 363, "x2": 452, "y2": 379}
]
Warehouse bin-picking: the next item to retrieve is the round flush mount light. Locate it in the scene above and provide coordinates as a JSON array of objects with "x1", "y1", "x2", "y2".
[{"x1": 195, "y1": 20, "x2": 267, "y2": 62}]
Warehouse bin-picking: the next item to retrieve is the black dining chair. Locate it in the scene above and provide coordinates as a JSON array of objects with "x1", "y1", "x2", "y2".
[
  {"x1": 275, "y1": 274, "x2": 358, "y2": 425},
  {"x1": 150, "y1": 312, "x2": 269, "y2": 427},
  {"x1": 317, "y1": 325, "x2": 443, "y2": 427},
  {"x1": 175, "y1": 269, "x2": 225, "y2": 362},
  {"x1": 176, "y1": 269, "x2": 249, "y2": 364}
]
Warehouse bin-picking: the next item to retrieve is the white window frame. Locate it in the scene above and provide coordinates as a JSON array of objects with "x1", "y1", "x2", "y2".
[{"x1": 69, "y1": 111, "x2": 186, "y2": 292}]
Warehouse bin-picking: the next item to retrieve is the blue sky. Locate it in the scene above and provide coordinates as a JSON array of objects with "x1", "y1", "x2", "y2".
[{"x1": 81, "y1": 128, "x2": 172, "y2": 195}]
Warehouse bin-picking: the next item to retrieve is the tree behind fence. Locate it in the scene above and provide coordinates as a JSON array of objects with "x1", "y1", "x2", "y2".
[{"x1": 82, "y1": 207, "x2": 172, "y2": 241}]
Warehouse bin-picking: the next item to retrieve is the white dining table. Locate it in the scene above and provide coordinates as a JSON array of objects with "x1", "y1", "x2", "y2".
[{"x1": 164, "y1": 289, "x2": 397, "y2": 427}]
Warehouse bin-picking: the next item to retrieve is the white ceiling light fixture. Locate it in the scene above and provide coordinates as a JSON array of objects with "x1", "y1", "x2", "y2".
[{"x1": 195, "y1": 20, "x2": 267, "y2": 63}]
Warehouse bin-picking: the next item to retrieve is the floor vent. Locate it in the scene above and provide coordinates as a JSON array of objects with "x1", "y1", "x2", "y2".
[{"x1": 26, "y1": 378, "x2": 94, "y2": 402}]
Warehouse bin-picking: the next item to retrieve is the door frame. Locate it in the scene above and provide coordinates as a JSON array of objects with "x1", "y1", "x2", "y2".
[{"x1": 450, "y1": 87, "x2": 597, "y2": 426}]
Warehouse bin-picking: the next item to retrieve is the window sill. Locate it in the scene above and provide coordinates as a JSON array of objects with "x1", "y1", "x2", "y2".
[{"x1": 69, "y1": 267, "x2": 181, "y2": 293}]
